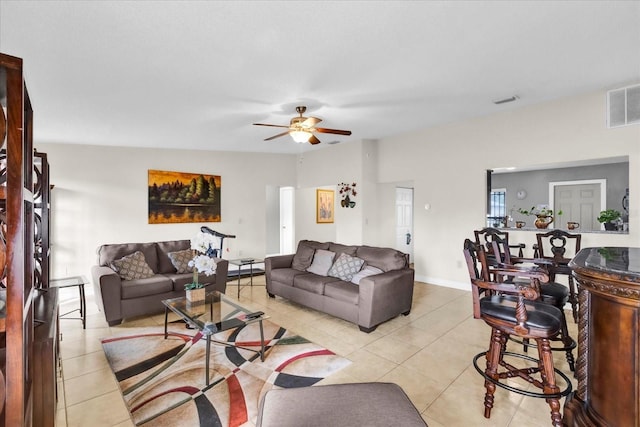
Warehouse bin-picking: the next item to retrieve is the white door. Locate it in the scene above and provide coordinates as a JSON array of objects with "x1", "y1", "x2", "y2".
[
  {"x1": 279, "y1": 187, "x2": 294, "y2": 254},
  {"x1": 553, "y1": 182, "x2": 604, "y2": 232},
  {"x1": 395, "y1": 187, "x2": 414, "y2": 262}
]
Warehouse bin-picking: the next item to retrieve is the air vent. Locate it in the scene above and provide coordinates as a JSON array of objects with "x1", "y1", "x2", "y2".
[{"x1": 607, "y1": 84, "x2": 640, "y2": 128}]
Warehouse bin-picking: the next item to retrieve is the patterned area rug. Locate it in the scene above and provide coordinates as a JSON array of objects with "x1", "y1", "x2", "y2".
[{"x1": 101, "y1": 320, "x2": 351, "y2": 426}]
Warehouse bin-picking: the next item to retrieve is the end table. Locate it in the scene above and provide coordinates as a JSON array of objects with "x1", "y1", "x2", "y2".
[
  {"x1": 228, "y1": 258, "x2": 264, "y2": 298},
  {"x1": 50, "y1": 275, "x2": 88, "y2": 329}
]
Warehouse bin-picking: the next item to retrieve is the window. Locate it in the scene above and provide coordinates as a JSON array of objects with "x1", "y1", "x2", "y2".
[{"x1": 487, "y1": 188, "x2": 506, "y2": 227}]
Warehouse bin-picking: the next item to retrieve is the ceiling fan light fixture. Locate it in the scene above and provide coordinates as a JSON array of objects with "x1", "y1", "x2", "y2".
[{"x1": 291, "y1": 130, "x2": 312, "y2": 143}]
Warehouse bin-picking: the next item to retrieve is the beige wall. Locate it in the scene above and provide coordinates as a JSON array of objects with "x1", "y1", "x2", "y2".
[
  {"x1": 376, "y1": 88, "x2": 640, "y2": 288},
  {"x1": 38, "y1": 86, "x2": 640, "y2": 291}
]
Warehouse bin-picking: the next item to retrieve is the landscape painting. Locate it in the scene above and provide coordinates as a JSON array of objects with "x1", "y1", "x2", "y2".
[{"x1": 148, "y1": 169, "x2": 221, "y2": 224}]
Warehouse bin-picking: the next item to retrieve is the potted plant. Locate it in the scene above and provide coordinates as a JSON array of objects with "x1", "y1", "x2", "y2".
[
  {"x1": 517, "y1": 206, "x2": 563, "y2": 229},
  {"x1": 597, "y1": 209, "x2": 622, "y2": 231}
]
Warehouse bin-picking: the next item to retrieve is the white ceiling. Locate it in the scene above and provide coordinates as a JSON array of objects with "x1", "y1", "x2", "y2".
[{"x1": 1, "y1": 1, "x2": 639, "y2": 154}]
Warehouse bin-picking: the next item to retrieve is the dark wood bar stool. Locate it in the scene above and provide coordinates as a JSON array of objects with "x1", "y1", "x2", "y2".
[
  {"x1": 535, "y1": 229, "x2": 581, "y2": 323},
  {"x1": 474, "y1": 227, "x2": 526, "y2": 258},
  {"x1": 463, "y1": 239, "x2": 572, "y2": 426},
  {"x1": 490, "y1": 236, "x2": 576, "y2": 372}
]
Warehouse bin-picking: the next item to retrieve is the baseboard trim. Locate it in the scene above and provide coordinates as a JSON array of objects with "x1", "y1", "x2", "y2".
[{"x1": 414, "y1": 275, "x2": 469, "y2": 291}]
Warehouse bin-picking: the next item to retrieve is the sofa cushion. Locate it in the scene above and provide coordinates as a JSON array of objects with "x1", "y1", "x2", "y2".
[
  {"x1": 328, "y1": 253, "x2": 365, "y2": 282},
  {"x1": 328, "y1": 243, "x2": 358, "y2": 258},
  {"x1": 306, "y1": 249, "x2": 336, "y2": 276},
  {"x1": 356, "y1": 246, "x2": 408, "y2": 272},
  {"x1": 324, "y1": 281, "x2": 360, "y2": 305},
  {"x1": 294, "y1": 274, "x2": 340, "y2": 295},
  {"x1": 292, "y1": 240, "x2": 330, "y2": 271},
  {"x1": 270, "y1": 268, "x2": 309, "y2": 285},
  {"x1": 99, "y1": 242, "x2": 159, "y2": 272},
  {"x1": 121, "y1": 275, "x2": 173, "y2": 299},
  {"x1": 351, "y1": 265, "x2": 384, "y2": 285},
  {"x1": 110, "y1": 251, "x2": 156, "y2": 281},
  {"x1": 167, "y1": 249, "x2": 193, "y2": 274},
  {"x1": 156, "y1": 239, "x2": 191, "y2": 274}
]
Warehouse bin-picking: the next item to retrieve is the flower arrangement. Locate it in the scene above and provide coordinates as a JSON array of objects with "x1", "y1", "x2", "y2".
[
  {"x1": 517, "y1": 206, "x2": 563, "y2": 217},
  {"x1": 338, "y1": 182, "x2": 357, "y2": 208},
  {"x1": 185, "y1": 231, "x2": 219, "y2": 290}
]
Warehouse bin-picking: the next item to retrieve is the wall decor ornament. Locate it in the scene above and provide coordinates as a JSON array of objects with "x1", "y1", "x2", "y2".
[
  {"x1": 148, "y1": 169, "x2": 221, "y2": 224},
  {"x1": 338, "y1": 182, "x2": 357, "y2": 208},
  {"x1": 316, "y1": 189, "x2": 335, "y2": 223}
]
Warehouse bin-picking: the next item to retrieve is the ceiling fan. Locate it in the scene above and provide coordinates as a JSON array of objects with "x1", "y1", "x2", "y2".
[{"x1": 253, "y1": 106, "x2": 351, "y2": 145}]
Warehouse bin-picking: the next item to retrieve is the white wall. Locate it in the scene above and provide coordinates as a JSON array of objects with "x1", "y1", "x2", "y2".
[
  {"x1": 376, "y1": 88, "x2": 640, "y2": 289},
  {"x1": 294, "y1": 141, "x2": 367, "y2": 245},
  {"x1": 265, "y1": 185, "x2": 280, "y2": 255},
  {"x1": 40, "y1": 143, "x2": 296, "y2": 280}
]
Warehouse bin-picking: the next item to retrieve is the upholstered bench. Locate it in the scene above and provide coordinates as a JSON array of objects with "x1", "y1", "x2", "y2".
[{"x1": 256, "y1": 382, "x2": 427, "y2": 427}]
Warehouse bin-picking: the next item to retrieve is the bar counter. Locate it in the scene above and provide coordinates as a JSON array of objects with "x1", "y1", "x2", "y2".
[{"x1": 565, "y1": 247, "x2": 640, "y2": 427}]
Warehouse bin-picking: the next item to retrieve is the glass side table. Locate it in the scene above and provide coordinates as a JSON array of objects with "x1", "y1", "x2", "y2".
[
  {"x1": 50, "y1": 275, "x2": 89, "y2": 329},
  {"x1": 228, "y1": 258, "x2": 264, "y2": 298}
]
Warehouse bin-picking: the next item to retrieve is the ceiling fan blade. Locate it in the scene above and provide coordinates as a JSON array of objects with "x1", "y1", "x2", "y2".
[
  {"x1": 308, "y1": 135, "x2": 321, "y2": 145},
  {"x1": 301, "y1": 116, "x2": 321, "y2": 127},
  {"x1": 314, "y1": 127, "x2": 352, "y2": 136},
  {"x1": 265, "y1": 130, "x2": 291, "y2": 141},
  {"x1": 253, "y1": 123, "x2": 290, "y2": 128}
]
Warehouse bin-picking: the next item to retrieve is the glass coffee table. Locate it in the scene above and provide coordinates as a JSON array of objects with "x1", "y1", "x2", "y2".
[{"x1": 162, "y1": 290, "x2": 268, "y2": 386}]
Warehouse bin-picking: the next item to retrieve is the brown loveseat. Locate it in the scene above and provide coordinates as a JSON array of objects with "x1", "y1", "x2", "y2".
[
  {"x1": 91, "y1": 239, "x2": 228, "y2": 326},
  {"x1": 265, "y1": 240, "x2": 414, "y2": 332}
]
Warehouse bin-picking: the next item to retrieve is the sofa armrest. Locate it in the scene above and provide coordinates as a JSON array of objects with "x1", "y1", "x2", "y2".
[
  {"x1": 214, "y1": 259, "x2": 229, "y2": 293},
  {"x1": 358, "y1": 268, "x2": 415, "y2": 329},
  {"x1": 265, "y1": 254, "x2": 295, "y2": 289},
  {"x1": 91, "y1": 265, "x2": 123, "y2": 324},
  {"x1": 266, "y1": 254, "x2": 294, "y2": 270}
]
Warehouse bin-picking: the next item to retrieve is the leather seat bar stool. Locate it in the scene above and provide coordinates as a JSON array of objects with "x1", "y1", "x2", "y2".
[
  {"x1": 463, "y1": 239, "x2": 572, "y2": 426},
  {"x1": 535, "y1": 229, "x2": 581, "y2": 323},
  {"x1": 474, "y1": 227, "x2": 526, "y2": 259},
  {"x1": 490, "y1": 236, "x2": 576, "y2": 372}
]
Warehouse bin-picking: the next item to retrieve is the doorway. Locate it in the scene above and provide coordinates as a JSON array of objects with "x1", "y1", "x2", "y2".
[
  {"x1": 550, "y1": 179, "x2": 606, "y2": 232},
  {"x1": 279, "y1": 187, "x2": 295, "y2": 254},
  {"x1": 395, "y1": 187, "x2": 414, "y2": 262}
]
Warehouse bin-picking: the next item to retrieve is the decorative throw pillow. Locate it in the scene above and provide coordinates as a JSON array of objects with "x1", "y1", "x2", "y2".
[
  {"x1": 291, "y1": 244, "x2": 316, "y2": 271},
  {"x1": 351, "y1": 265, "x2": 384, "y2": 285},
  {"x1": 167, "y1": 249, "x2": 193, "y2": 274},
  {"x1": 306, "y1": 249, "x2": 336, "y2": 276},
  {"x1": 328, "y1": 253, "x2": 365, "y2": 282},
  {"x1": 110, "y1": 251, "x2": 155, "y2": 281}
]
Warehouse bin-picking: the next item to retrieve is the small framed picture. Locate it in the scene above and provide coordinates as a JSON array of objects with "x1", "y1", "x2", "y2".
[{"x1": 316, "y1": 189, "x2": 335, "y2": 223}]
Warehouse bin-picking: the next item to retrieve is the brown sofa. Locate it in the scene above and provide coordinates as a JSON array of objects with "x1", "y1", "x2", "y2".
[
  {"x1": 91, "y1": 239, "x2": 228, "y2": 326},
  {"x1": 265, "y1": 240, "x2": 414, "y2": 332}
]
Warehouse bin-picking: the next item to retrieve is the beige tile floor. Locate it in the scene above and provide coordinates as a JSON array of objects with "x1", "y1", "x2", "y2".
[{"x1": 56, "y1": 277, "x2": 578, "y2": 427}]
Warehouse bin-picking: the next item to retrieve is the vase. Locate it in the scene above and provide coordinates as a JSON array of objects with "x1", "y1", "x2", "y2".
[
  {"x1": 604, "y1": 222, "x2": 617, "y2": 231},
  {"x1": 186, "y1": 287, "x2": 205, "y2": 304},
  {"x1": 534, "y1": 215, "x2": 553, "y2": 229}
]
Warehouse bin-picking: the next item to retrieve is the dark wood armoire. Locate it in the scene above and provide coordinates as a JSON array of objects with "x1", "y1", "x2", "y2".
[{"x1": 1, "y1": 52, "x2": 55, "y2": 427}]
